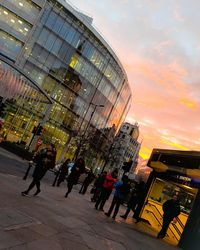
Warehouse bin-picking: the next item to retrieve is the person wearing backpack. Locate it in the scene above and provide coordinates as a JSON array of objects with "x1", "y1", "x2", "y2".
[{"x1": 105, "y1": 175, "x2": 130, "y2": 220}]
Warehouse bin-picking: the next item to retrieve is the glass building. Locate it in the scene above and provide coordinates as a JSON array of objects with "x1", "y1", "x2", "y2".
[{"x1": 0, "y1": 0, "x2": 132, "y2": 166}]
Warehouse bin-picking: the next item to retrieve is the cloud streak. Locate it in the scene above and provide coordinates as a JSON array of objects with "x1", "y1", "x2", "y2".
[{"x1": 71, "y1": 0, "x2": 200, "y2": 158}]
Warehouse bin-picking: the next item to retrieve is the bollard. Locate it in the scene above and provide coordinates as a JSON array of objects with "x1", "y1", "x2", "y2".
[{"x1": 23, "y1": 161, "x2": 33, "y2": 180}]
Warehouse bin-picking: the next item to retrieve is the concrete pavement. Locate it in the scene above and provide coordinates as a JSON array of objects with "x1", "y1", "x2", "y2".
[{"x1": 0, "y1": 148, "x2": 181, "y2": 250}]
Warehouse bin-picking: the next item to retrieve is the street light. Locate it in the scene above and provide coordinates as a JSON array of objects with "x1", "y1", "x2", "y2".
[{"x1": 73, "y1": 102, "x2": 104, "y2": 160}]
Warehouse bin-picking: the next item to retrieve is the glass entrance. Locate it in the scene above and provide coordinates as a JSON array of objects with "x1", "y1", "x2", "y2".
[{"x1": 141, "y1": 178, "x2": 198, "y2": 245}]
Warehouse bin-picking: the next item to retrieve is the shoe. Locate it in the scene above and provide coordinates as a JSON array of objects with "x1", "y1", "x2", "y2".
[
  {"x1": 33, "y1": 189, "x2": 41, "y2": 196},
  {"x1": 21, "y1": 191, "x2": 29, "y2": 196},
  {"x1": 120, "y1": 215, "x2": 127, "y2": 219},
  {"x1": 105, "y1": 212, "x2": 110, "y2": 217}
]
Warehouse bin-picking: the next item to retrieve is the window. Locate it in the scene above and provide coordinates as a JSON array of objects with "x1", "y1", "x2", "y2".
[
  {"x1": 45, "y1": 11, "x2": 57, "y2": 29},
  {"x1": 65, "y1": 26, "x2": 76, "y2": 44},
  {"x1": 60, "y1": 21, "x2": 70, "y2": 39},
  {"x1": 53, "y1": 16, "x2": 64, "y2": 34},
  {"x1": 38, "y1": 28, "x2": 50, "y2": 46},
  {"x1": 0, "y1": 6, "x2": 32, "y2": 39},
  {"x1": 44, "y1": 33, "x2": 57, "y2": 51},
  {"x1": 51, "y1": 37, "x2": 62, "y2": 55},
  {"x1": 6, "y1": 0, "x2": 41, "y2": 19},
  {"x1": 0, "y1": 31, "x2": 22, "y2": 59}
]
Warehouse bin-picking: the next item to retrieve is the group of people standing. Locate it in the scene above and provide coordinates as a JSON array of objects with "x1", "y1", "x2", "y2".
[
  {"x1": 21, "y1": 144, "x2": 181, "y2": 240},
  {"x1": 92, "y1": 169, "x2": 146, "y2": 220}
]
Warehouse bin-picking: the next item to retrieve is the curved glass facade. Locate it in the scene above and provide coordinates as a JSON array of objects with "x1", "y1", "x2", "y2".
[{"x1": 0, "y1": 0, "x2": 132, "y2": 166}]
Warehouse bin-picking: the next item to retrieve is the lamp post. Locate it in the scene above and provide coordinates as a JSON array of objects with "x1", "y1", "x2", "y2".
[{"x1": 73, "y1": 102, "x2": 104, "y2": 160}]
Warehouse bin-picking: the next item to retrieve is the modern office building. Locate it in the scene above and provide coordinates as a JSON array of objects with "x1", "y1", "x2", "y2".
[{"x1": 0, "y1": 0, "x2": 132, "y2": 163}]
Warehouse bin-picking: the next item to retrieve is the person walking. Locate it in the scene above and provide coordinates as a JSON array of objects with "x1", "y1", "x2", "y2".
[
  {"x1": 65, "y1": 158, "x2": 85, "y2": 198},
  {"x1": 95, "y1": 169, "x2": 118, "y2": 211},
  {"x1": 21, "y1": 144, "x2": 56, "y2": 196},
  {"x1": 91, "y1": 171, "x2": 107, "y2": 202},
  {"x1": 105, "y1": 175, "x2": 130, "y2": 220},
  {"x1": 79, "y1": 169, "x2": 95, "y2": 194},
  {"x1": 120, "y1": 181, "x2": 145, "y2": 220},
  {"x1": 56, "y1": 158, "x2": 70, "y2": 187},
  {"x1": 157, "y1": 195, "x2": 181, "y2": 239},
  {"x1": 132, "y1": 181, "x2": 146, "y2": 222}
]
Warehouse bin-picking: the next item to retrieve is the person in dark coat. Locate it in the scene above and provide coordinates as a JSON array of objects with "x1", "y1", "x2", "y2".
[
  {"x1": 105, "y1": 175, "x2": 130, "y2": 220},
  {"x1": 157, "y1": 195, "x2": 181, "y2": 239},
  {"x1": 65, "y1": 158, "x2": 85, "y2": 198},
  {"x1": 120, "y1": 181, "x2": 145, "y2": 220},
  {"x1": 132, "y1": 181, "x2": 146, "y2": 222},
  {"x1": 56, "y1": 158, "x2": 70, "y2": 187},
  {"x1": 91, "y1": 171, "x2": 107, "y2": 202},
  {"x1": 21, "y1": 144, "x2": 56, "y2": 196},
  {"x1": 79, "y1": 169, "x2": 95, "y2": 194},
  {"x1": 95, "y1": 169, "x2": 118, "y2": 211}
]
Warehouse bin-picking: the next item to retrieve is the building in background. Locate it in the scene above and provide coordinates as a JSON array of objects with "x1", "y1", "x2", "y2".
[
  {"x1": 107, "y1": 122, "x2": 140, "y2": 173},
  {"x1": 0, "y1": 0, "x2": 132, "y2": 167}
]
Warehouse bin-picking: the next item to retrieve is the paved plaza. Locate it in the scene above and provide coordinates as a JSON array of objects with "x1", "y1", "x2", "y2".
[{"x1": 0, "y1": 148, "x2": 181, "y2": 250}]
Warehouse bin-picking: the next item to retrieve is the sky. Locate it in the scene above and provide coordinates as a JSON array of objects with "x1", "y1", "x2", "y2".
[{"x1": 69, "y1": 0, "x2": 200, "y2": 159}]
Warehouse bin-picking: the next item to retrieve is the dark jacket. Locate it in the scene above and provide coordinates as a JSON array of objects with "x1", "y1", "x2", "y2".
[
  {"x1": 68, "y1": 160, "x2": 85, "y2": 184},
  {"x1": 32, "y1": 148, "x2": 56, "y2": 179},
  {"x1": 84, "y1": 171, "x2": 95, "y2": 185},
  {"x1": 163, "y1": 199, "x2": 181, "y2": 219},
  {"x1": 94, "y1": 174, "x2": 106, "y2": 188}
]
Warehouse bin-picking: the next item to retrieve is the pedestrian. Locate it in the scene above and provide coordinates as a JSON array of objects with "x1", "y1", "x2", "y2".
[
  {"x1": 21, "y1": 143, "x2": 56, "y2": 196},
  {"x1": 120, "y1": 181, "x2": 145, "y2": 220},
  {"x1": 79, "y1": 169, "x2": 95, "y2": 194},
  {"x1": 132, "y1": 181, "x2": 146, "y2": 222},
  {"x1": 157, "y1": 195, "x2": 181, "y2": 239},
  {"x1": 95, "y1": 169, "x2": 118, "y2": 211},
  {"x1": 65, "y1": 158, "x2": 85, "y2": 198},
  {"x1": 56, "y1": 158, "x2": 70, "y2": 187},
  {"x1": 105, "y1": 175, "x2": 130, "y2": 220},
  {"x1": 91, "y1": 171, "x2": 107, "y2": 202}
]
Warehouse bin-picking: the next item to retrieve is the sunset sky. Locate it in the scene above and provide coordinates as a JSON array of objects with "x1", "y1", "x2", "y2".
[{"x1": 70, "y1": 0, "x2": 200, "y2": 159}]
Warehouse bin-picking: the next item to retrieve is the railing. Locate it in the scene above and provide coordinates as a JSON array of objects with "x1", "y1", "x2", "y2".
[
  {"x1": 145, "y1": 208, "x2": 179, "y2": 241},
  {"x1": 148, "y1": 202, "x2": 183, "y2": 236}
]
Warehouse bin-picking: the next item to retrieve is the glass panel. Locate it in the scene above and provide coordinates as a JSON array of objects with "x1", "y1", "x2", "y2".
[
  {"x1": 59, "y1": 21, "x2": 71, "y2": 39},
  {"x1": 65, "y1": 26, "x2": 78, "y2": 45},
  {"x1": 41, "y1": 75, "x2": 57, "y2": 95},
  {"x1": 44, "y1": 32, "x2": 57, "y2": 51},
  {"x1": 37, "y1": 28, "x2": 50, "y2": 46},
  {"x1": 53, "y1": 15, "x2": 64, "y2": 34},
  {"x1": 51, "y1": 37, "x2": 62, "y2": 55},
  {"x1": 0, "y1": 6, "x2": 32, "y2": 38},
  {"x1": 0, "y1": 30, "x2": 22, "y2": 59},
  {"x1": 45, "y1": 10, "x2": 57, "y2": 28},
  {"x1": 6, "y1": 0, "x2": 41, "y2": 19}
]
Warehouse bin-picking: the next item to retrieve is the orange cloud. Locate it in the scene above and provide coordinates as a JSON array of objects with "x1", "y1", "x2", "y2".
[{"x1": 180, "y1": 98, "x2": 197, "y2": 109}]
